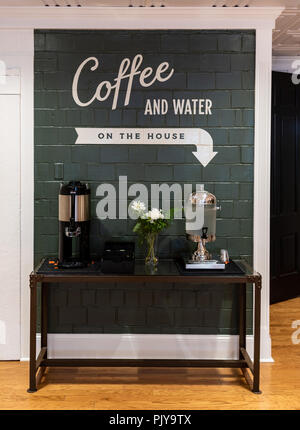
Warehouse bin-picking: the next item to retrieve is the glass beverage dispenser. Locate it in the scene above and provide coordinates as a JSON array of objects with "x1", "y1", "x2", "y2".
[{"x1": 185, "y1": 185, "x2": 223, "y2": 268}]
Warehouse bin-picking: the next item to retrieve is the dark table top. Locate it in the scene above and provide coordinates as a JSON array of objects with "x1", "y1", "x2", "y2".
[{"x1": 32, "y1": 257, "x2": 261, "y2": 284}]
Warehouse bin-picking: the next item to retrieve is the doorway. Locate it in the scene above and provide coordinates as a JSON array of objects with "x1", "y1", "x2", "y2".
[
  {"x1": 270, "y1": 71, "x2": 300, "y2": 304},
  {"x1": 0, "y1": 72, "x2": 21, "y2": 359}
]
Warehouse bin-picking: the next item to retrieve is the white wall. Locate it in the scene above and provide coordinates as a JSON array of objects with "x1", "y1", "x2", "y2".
[
  {"x1": 0, "y1": 7, "x2": 283, "y2": 361},
  {"x1": 0, "y1": 30, "x2": 34, "y2": 360},
  {"x1": 0, "y1": 81, "x2": 20, "y2": 359}
]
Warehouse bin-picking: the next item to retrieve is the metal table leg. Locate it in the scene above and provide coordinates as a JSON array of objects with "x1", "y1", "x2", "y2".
[
  {"x1": 27, "y1": 275, "x2": 37, "y2": 393},
  {"x1": 37, "y1": 282, "x2": 48, "y2": 384},
  {"x1": 252, "y1": 276, "x2": 262, "y2": 394},
  {"x1": 41, "y1": 283, "x2": 47, "y2": 356},
  {"x1": 239, "y1": 283, "x2": 246, "y2": 358}
]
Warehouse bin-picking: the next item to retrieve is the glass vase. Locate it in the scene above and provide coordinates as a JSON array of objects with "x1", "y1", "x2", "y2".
[{"x1": 145, "y1": 232, "x2": 158, "y2": 266}]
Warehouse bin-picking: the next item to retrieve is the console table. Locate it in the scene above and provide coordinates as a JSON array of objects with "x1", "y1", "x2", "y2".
[{"x1": 27, "y1": 258, "x2": 262, "y2": 394}]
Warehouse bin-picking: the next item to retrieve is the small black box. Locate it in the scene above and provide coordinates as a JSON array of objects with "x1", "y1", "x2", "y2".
[{"x1": 101, "y1": 241, "x2": 135, "y2": 274}]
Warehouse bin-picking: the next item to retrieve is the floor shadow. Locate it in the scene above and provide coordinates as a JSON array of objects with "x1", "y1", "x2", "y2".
[{"x1": 38, "y1": 366, "x2": 249, "y2": 391}]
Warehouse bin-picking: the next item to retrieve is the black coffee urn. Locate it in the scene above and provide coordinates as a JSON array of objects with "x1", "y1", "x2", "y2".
[{"x1": 58, "y1": 181, "x2": 90, "y2": 268}]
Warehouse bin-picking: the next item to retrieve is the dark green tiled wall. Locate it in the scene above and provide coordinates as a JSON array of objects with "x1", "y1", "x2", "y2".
[{"x1": 34, "y1": 30, "x2": 255, "y2": 334}]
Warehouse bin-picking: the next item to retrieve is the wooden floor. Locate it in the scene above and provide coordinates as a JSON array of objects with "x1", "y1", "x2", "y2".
[{"x1": 0, "y1": 297, "x2": 299, "y2": 410}]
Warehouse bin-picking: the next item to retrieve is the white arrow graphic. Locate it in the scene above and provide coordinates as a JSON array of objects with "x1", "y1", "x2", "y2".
[
  {"x1": 191, "y1": 129, "x2": 217, "y2": 167},
  {"x1": 75, "y1": 127, "x2": 217, "y2": 167}
]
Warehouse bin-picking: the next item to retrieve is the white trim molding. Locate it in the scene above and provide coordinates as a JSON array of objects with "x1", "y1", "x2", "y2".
[
  {"x1": 23, "y1": 333, "x2": 273, "y2": 362},
  {"x1": 254, "y1": 29, "x2": 274, "y2": 362},
  {"x1": 0, "y1": 7, "x2": 284, "y2": 30}
]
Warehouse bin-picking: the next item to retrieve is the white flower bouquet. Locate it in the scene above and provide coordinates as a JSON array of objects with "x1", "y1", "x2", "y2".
[{"x1": 131, "y1": 201, "x2": 172, "y2": 265}]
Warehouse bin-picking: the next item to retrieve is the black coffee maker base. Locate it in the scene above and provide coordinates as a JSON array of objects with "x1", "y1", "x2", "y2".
[
  {"x1": 36, "y1": 258, "x2": 102, "y2": 274},
  {"x1": 58, "y1": 259, "x2": 87, "y2": 269}
]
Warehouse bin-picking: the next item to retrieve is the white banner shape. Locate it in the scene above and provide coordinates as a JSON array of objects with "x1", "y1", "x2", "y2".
[{"x1": 75, "y1": 127, "x2": 217, "y2": 167}]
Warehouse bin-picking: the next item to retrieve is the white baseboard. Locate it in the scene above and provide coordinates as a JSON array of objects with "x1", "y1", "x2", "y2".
[{"x1": 20, "y1": 333, "x2": 273, "y2": 362}]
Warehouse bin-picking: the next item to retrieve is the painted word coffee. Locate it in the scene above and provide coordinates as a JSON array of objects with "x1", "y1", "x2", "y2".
[{"x1": 72, "y1": 54, "x2": 174, "y2": 110}]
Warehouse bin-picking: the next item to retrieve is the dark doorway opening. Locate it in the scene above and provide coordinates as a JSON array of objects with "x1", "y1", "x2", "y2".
[{"x1": 270, "y1": 71, "x2": 300, "y2": 304}]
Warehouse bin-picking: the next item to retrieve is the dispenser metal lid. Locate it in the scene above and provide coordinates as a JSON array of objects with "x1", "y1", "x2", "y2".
[
  {"x1": 185, "y1": 185, "x2": 217, "y2": 244},
  {"x1": 188, "y1": 185, "x2": 216, "y2": 206},
  {"x1": 59, "y1": 181, "x2": 90, "y2": 196}
]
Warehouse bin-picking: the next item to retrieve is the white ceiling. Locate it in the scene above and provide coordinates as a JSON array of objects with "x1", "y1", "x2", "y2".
[{"x1": 0, "y1": 0, "x2": 299, "y2": 57}]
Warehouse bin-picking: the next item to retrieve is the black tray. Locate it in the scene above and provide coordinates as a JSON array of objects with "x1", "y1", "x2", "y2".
[
  {"x1": 36, "y1": 258, "x2": 102, "y2": 275},
  {"x1": 175, "y1": 258, "x2": 245, "y2": 276}
]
